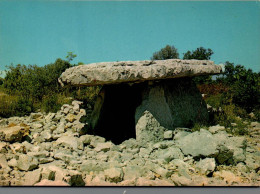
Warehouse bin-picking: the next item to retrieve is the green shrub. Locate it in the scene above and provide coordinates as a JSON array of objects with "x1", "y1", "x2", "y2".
[{"x1": 41, "y1": 93, "x2": 73, "y2": 113}]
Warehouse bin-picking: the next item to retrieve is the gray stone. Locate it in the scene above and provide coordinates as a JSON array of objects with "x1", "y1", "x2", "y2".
[
  {"x1": 94, "y1": 142, "x2": 114, "y2": 152},
  {"x1": 80, "y1": 160, "x2": 108, "y2": 172},
  {"x1": 136, "y1": 110, "x2": 166, "y2": 145},
  {"x1": 150, "y1": 146, "x2": 184, "y2": 162},
  {"x1": 176, "y1": 129, "x2": 218, "y2": 158},
  {"x1": 22, "y1": 169, "x2": 41, "y2": 185},
  {"x1": 173, "y1": 131, "x2": 190, "y2": 141},
  {"x1": 104, "y1": 167, "x2": 124, "y2": 183},
  {"x1": 123, "y1": 165, "x2": 148, "y2": 180},
  {"x1": 0, "y1": 142, "x2": 7, "y2": 153},
  {"x1": 54, "y1": 136, "x2": 82, "y2": 150},
  {"x1": 7, "y1": 158, "x2": 17, "y2": 168},
  {"x1": 45, "y1": 113, "x2": 55, "y2": 123},
  {"x1": 164, "y1": 130, "x2": 173, "y2": 140},
  {"x1": 9, "y1": 143, "x2": 25, "y2": 154},
  {"x1": 59, "y1": 59, "x2": 222, "y2": 87},
  {"x1": 0, "y1": 125, "x2": 26, "y2": 142},
  {"x1": 208, "y1": 125, "x2": 225, "y2": 134},
  {"x1": 196, "y1": 158, "x2": 216, "y2": 175},
  {"x1": 0, "y1": 154, "x2": 11, "y2": 171},
  {"x1": 40, "y1": 130, "x2": 52, "y2": 141},
  {"x1": 17, "y1": 154, "x2": 38, "y2": 171}
]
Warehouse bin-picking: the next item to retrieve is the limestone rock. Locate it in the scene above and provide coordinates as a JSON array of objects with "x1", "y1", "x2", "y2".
[
  {"x1": 54, "y1": 136, "x2": 82, "y2": 150},
  {"x1": 196, "y1": 158, "x2": 216, "y2": 175},
  {"x1": 176, "y1": 129, "x2": 218, "y2": 158},
  {"x1": 104, "y1": 167, "x2": 124, "y2": 183},
  {"x1": 0, "y1": 125, "x2": 28, "y2": 142},
  {"x1": 0, "y1": 142, "x2": 8, "y2": 153},
  {"x1": 59, "y1": 59, "x2": 222, "y2": 86},
  {"x1": 209, "y1": 125, "x2": 225, "y2": 134},
  {"x1": 94, "y1": 142, "x2": 114, "y2": 152},
  {"x1": 22, "y1": 169, "x2": 41, "y2": 185},
  {"x1": 0, "y1": 154, "x2": 10, "y2": 170},
  {"x1": 17, "y1": 154, "x2": 38, "y2": 171},
  {"x1": 136, "y1": 110, "x2": 166, "y2": 145},
  {"x1": 164, "y1": 130, "x2": 173, "y2": 140},
  {"x1": 135, "y1": 79, "x2": 209, "y2": 131}
]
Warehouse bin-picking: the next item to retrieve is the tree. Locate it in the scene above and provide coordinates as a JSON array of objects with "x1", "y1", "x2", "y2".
[
  {"x1": 0, "y1": 77, "x2": 3, "y2": 85},
  {"x1": 151, "y1": 45, "x2": 179, "y2": 60},
  {"x1": 183, "y1": 47, "x2": 213, "y2": 60},
  {"x1": 183, "y1": 47, "x2": 214, "y2": 84},
  {"x1": 66, "y1": 52, "x2": 77, "y2": 62}
]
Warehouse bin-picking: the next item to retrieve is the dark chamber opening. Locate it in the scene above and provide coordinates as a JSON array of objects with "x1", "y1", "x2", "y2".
[{"x1": 91, "y1": 83, "x2": 143, "y2": 145}]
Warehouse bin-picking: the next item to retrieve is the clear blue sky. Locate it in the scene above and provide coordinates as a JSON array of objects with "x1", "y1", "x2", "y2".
[{"x1": 0, "y1": 1, "x2": 259, "y2": 75}]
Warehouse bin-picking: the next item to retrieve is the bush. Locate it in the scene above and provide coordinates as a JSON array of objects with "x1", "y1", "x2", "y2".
[
  {"x1": 41, "y1": 93, "x2": 72, "y2": 113},
  {"x1": 151, "y1": 45, "x2": 179, "y2": 60}
]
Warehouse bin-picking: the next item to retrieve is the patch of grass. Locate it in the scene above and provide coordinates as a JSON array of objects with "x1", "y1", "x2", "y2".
[{"x1": 191, "y1": 123, "x2": 209, "y2": 132}]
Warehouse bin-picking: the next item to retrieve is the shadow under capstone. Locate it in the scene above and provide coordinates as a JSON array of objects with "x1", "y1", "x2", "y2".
[{"x1": 88, "y1": 83, "x2": 143, "y2": 144}]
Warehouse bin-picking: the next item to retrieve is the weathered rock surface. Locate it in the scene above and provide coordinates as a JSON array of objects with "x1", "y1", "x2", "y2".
[
  {"x1": 176, "y1": 129, "x2": 218, "y2": 158},
  {"x1": 59, "y1": 59, "x2": 222, "y2": 86},
  {"x1": 0, "y1": 125, "x2": 29, "y2": 142}
]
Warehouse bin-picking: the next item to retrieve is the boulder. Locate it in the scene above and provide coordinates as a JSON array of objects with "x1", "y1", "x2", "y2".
[
  {"x1": 0, "y1": 125, "x2": 29, "y2": 142},
  {"x1": 136, "y1": 110, "x2": 166, "y2": 145},
  {"x1": 94, "y1": 142, "x2": 114, "y2": 152},
  {"x1": 196, "y1": 158, "x2": 216, "y2": 175},
  {"x1": 104, "y1": 167, "x2": 124, "y2": 183},
  {"x1": 17, "y1": 154, "x2": 38, "y2": 171},
  {"x1": 54, "y1": 136, "x2": 82, "y2": 150},
  {"x1": 22, "y1": 169, "x2": 41, "y2": 185},
  {"x1": 176, "y1": 129, "x2": 218, "y2": 158},
  {"x1": 164, "y1": 130, "x2": 173, "y2": 140}
]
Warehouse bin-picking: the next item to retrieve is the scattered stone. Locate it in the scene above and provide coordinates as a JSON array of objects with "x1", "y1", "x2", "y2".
[
  {"x1": 17, "y1": 154, "x2": 38, "y2": 171},
  {"x1": 136, "y1": 110, "x2": 166, "y2": 145},
  {"x1": 208, "y1": 125, "x2": 225, "y2": 134},
  {"x1": 104, "y1": 167, "x2": 124, "y2": 183},
  {"x1": 196, "y1": 158, "x2": 216, "y2": 175},
  {"x1": 164, "y1": 130, "x2": 173, "y2": 140},
  {"x1": 0, "y1": 125, "x2": 28, "y2": 142},
  {"x1": 176, "y1": 129, "x2": 218, "y2": 158},
  {"x1": 22, "y1": 169, "x2": 41, "y2": 185},
  {"x1": 94, "y1": 142, "x2": 114, "y2": 152}
]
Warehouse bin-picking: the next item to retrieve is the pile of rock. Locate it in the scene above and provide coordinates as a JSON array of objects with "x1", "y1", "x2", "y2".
[{"x1": 0, "y1": 101, "x2": 259, "y2": 186}]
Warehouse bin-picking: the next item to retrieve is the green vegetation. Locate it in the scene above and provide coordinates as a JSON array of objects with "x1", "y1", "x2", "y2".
[
  {"x1": 0, "y1": 53, "x2": 99, "y2": 117},
  {"x1": 151, "y1": 45, "x2": 179, "y2": 60}
]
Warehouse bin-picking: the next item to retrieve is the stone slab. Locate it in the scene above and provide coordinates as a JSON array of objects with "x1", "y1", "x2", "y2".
[{"x1": 59, "y1": 59, "x2": 222, "y2": 86}]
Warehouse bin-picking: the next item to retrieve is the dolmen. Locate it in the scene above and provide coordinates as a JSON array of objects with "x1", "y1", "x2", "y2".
[{"x1": 59, "y1": 59, "x2": 222, "y2": 144}]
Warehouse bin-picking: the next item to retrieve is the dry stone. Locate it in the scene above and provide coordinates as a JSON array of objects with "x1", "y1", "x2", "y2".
[
  {"x1": 17, "y1": 154, "x2": 38, "y2": 171},
  {"x1": 59, "y1": 59, "x2": 222, "y2": 86},
  {"x1": 176, "y1": 129, "x2": 218, "y2": 158}
]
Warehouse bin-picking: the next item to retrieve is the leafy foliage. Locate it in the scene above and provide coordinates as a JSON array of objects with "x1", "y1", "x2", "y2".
[
  {"x1": 217, "y1": 62, "x2": 260, "y2": 112},
  {"x1": 151, "y1": 45, "x2": 179, "y2": 60},
  {"x1": 183, "y1": 47, "x2": 213, "y2": 60}
]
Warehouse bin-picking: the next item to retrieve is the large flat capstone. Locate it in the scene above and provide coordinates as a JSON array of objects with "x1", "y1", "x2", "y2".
[{"x1": 58, "y1": 59, "x2": 222, "y2": 86}]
